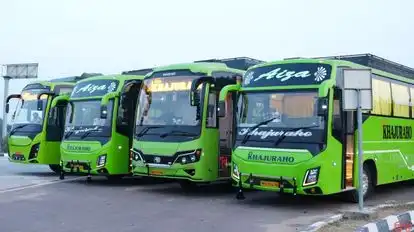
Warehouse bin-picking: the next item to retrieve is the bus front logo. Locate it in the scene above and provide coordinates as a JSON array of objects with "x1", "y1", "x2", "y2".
[{"x1": 154, "y1": 157, "x2": 161, "y2": 163}]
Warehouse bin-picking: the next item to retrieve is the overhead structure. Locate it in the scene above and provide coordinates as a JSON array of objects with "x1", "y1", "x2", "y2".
[{"x1": 1, "y1": 63, "x2": 38, "y2": 147}]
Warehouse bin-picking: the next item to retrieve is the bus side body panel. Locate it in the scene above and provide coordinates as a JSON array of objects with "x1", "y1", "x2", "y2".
[{"x1": 357, "y1": 115, "x2": 414, "y2": 186}]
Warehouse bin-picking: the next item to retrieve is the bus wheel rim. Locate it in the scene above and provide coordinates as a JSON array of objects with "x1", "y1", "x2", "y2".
[{"x1": 362, "y1": 170, "x2": 369, "y2": 196}]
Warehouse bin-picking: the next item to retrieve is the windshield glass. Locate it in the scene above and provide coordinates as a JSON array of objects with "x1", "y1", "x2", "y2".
[
  {"x1": 235, "y1": 90, "x2": 326, "y2": 152},
  {"x1": 12, "y1": 89, "x2": 48, "y2": 126},
  {"x1": 64, "y1": 100, "x2": 114, "y2": 139},
  {"x1": 136, "y1": 76, "x2": 202, "y2": 127}
]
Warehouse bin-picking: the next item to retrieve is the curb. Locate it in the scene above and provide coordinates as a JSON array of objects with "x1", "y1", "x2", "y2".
[
  {"x1": 356, "y1": 210, "x2": 414, "y2": 232},
  {"x1": 300, "y1": 201, "x2": 414, "y2": 232},
  {"x1": 299, "y1": 214, "x2": 343, "y2": 232}
]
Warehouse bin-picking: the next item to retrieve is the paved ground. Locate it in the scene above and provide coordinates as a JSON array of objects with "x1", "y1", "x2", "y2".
[{"x1": 0, "y1": 155, "x2": 413, "y2": 232}]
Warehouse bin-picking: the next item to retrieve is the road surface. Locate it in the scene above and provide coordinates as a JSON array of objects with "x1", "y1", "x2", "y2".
[{"x1": 0, "y1": 156, "x2": 413, "y2": 232}]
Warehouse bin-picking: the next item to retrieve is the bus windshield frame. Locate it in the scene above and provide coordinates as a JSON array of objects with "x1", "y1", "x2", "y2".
[
  {"x1": 134, "y1": 75, "x2": 205, "y2": 142},
  {"x1": 63, "y1": 99, "x2": 114, "y2": 140},
  {"x1": 10, "y1": 88, "x2": 50, "y2": 135},
  {"x1": 235, "y1": 89, "x2": 328, "y2": 155}
]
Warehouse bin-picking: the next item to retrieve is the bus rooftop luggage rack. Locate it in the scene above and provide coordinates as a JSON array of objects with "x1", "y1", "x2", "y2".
[
  {"x1": 49, "y1": 72, "x2": 103, "y2": 82},
  {"x1": 121, "y1": 68, "x2": 154, "y2": 76},
  {"x1": 312, "y1": 53, "x2": 414, "y2": 80},
  {"x1": 194, "y1": 57, "x2": 265, "y2": 71}
]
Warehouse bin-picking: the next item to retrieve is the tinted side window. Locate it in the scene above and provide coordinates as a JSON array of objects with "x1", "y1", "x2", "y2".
[{"x1": 372, "y1": 78, "x2": 392, "y2": 116}]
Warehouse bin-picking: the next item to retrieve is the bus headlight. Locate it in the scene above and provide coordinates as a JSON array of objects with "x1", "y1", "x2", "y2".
[
  {"x1": 174, "y1": 149, "x2": 202, "y2": 165},
  {"x1": 29, "y1": 143, "x2": 40, "y2": 159},
  {"x1": 232, "y1": 163, "x2": 240, "y2": 180},
  {"x1": 130, "y1": 149, "x2": 142, "y2": 161},
  {"x1": 97, "y1": 155, "x2": 107, "y2": 167},
  {"x1": 303, "y1": 167, "x2": 320, "y2": 186}
]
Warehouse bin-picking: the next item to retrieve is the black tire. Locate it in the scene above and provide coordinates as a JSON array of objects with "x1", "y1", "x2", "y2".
[
  {"x1": 49, "y1": 164, "x2": 61, "y2": 174},
  {"x1": 344, "y1": 164, "x2": 374, "y2": 203},
  {"x1": 178, "y1": 180, "x2": 199, "y2": 192}
]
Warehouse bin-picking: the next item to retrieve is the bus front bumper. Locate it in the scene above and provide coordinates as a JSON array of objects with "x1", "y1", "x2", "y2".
[
  {"x1": 61, "y1": 159, "x2": 108, "y2": 176},
  {"x1": 233, "y1": 172, "x2": 323, "y2": 196},
  {"x1": 132, "y1": 163, "x2": 204, "y2": 182}
]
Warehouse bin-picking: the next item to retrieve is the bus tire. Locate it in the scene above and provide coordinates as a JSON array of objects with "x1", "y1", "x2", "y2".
[
  {"x1": 345, "y1": 164, "x2": 374, "y2": 203},
  {"x1": 49, "y1": 164, "x2": 60, "y2": 174},
  {"x1": 178, "y1": 180, "x2": 198, "y2": 192}
]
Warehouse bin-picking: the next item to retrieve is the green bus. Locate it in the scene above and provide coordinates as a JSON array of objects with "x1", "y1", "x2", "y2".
[
  {"x1": 130, "y1": 57, "x2": 263, "y2": 190},
  {"x1": 5, "y1": 73, "x2": 99, "y2": 172},
  {"x1": 56, "y1": 70, "x2": 152, "y2": 181},
  {"x1": 218, "y1": 54, "x2": 414, "y2": 202}
]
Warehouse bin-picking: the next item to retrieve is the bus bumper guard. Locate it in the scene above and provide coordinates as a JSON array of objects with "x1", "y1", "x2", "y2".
[
  {"x1": 236, "y1": 172, "x2": 297, "y2": 200},
  {"x1": 59, "y1": 160, "x2": 92, "y2": 181}
]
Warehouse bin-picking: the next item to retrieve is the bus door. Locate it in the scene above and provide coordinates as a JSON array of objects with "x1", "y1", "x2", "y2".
[
  {"x1": 218, "y1": 92, "x2": 235, "y2": 178},
  {"x1": 333, "y1": 88, "x2": 356, "y2": 189},
  {"x1": 118, "y1": 80, "x2": 142, "y2": 147}
]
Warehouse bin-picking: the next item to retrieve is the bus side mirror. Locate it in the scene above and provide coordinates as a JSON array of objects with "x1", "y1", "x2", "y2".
[
  {"x1": 217, "y1": 101, "x2": 226, "y2": 117},
  {"x1": 37, "y1": 100, "x2": 43, "y2": 111},
  {"x1": 190, "y1": 90, "x2": 200, "y2": 107},
  {"x1": 317, "y1": 98, "x2": 328, "y2": 117},
  {"x1": 100, "y1": 105, "x2": 108, "y2": 119},
  {"x1": 5, "y1": 103, "x2": 9, "y2": 114}
]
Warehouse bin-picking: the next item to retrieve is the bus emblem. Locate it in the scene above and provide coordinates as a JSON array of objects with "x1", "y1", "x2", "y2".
[{"x1": 154, "y1": 157, "x2": 161, "y2": 163}]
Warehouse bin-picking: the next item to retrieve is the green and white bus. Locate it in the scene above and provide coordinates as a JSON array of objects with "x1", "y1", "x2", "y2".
[
  {"x1": 218, "y1": 54, "x2": 414, "y2": 201},
  {"x1": 5, "y1": 73, "x2": 99, "y2": 173},
  {"x1": 56, "y1": 71, "x2": 152, "y2": 181},
  {"x1": 130, "y1": 57, "x2": 263, "y2": 190}
]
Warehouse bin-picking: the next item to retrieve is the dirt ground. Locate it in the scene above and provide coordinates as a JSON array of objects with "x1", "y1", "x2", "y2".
[{"x1": 318, "y1": 204, "x2": 414, "y2": 232}]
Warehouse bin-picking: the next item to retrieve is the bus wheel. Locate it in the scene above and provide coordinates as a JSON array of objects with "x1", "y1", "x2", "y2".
[
  {"x1": 49, "y1": 164, "x2": 60, "y2": 174},
  {"x1": 178, "y1": 180, "x2": 198, "y2": 192},
  {"x1": 345, "y1": 164, "x2": 373, "y2": 203}
]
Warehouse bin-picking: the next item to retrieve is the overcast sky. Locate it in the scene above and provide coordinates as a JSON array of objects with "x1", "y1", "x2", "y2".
[{"x1": 1, "y1": 0, "x2": 413, "y2": 121}]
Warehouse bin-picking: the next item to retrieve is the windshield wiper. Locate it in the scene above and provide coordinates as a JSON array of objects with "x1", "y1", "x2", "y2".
[
  {"x1": 9, "y1": 124, "x2": 29, "y2": 136},
  {"x1": 64, "y1": 131, "x2": 74, "y2": 139},
  {"x1": 80, "y1": 129, "x2": 100, "y2": 139},
  {"x1": 136, "y1": 126, "x2": 162, "y2": 137},
  {"x1": 241, "y1": 117, "x2": 280, "y2": 144},
  {"x1": 273, "y1": 124, "x2": 320, "y2": 147},
  {"x1": 159, "y1": 130, "x2": 197, "y2": 138}
]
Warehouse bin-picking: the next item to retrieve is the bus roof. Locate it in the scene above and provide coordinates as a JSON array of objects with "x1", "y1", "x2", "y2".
[
  {"x1": 75, "y1": 74, "x2": 147, "y2": 83},
  {"x1": 247, "y1": 55, "x2": 414, "y2": 84},
  {"x1": 144, "y1": 57, "x2": 262, "y2": 75}
]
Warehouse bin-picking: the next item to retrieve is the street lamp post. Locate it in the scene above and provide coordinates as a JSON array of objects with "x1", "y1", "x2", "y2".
[{"x1": 1, "y1": 63, "x2": 38, "y2": 152}]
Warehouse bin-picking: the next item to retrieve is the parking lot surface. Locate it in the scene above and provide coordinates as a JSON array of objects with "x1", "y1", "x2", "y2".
[{"x1": 0, "y1": 156, "x2": 413, "y2": 232}]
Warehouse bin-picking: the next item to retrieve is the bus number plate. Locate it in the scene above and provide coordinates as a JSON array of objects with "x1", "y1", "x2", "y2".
[
  {"x1": 150, "y1": 170, "x2": 163, "y2": 175},
  {"x1": 72, "y1": 164, "x2": 83, "y2": 171},
  {"x1": 260, "y1": 180, "x2": 279, "y2": 187}
]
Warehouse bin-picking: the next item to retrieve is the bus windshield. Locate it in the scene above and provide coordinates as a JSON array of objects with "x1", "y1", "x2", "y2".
[
  {"x1": 10, "y1": 89, "x2": 48, "y2": 134},
  {"x1": 235, "y1": 90, "x2": 326, "y2": 150},
  {"x1": 136, "y1": 76, "x2": 202, "y2": 127},
  {"x1": 64, "y1": 100, "x2": 114, "y2": 139}
]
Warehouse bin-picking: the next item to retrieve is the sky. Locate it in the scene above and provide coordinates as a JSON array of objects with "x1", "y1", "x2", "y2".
[{"x1": 1, "y1": 0, "x2": 414, "y2": 122}]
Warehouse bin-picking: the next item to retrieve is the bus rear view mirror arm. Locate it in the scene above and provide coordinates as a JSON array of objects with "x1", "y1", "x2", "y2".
[
  {"x1": 217, "y1": 84, "x2": 241, "y2": 118},
  {"x1": 6, "y1": 94, "x2": 21, "y2": 114},
  {"x1": 190, "y1": 76, "x2": 215, "y2": 106},
  {"x1": 100, "y1": 92, "x2": 119, "y2": 119},
  {"x1": 51, "y1": 95, "x2": 70, "y2": 108},
  {"x1": 37, "y1": 92, "x2": 55, "y2": 111}
]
